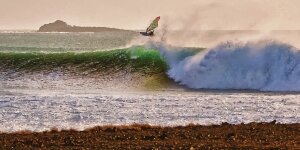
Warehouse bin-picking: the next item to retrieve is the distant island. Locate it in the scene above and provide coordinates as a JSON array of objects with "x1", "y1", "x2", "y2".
[{"x1": 38, "y1": 20, "x2": 133, "y2": 32}]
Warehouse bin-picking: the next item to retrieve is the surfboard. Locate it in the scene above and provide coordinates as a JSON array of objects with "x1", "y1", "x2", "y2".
[{"x1": 140, "y1": 32, "x2": 154, "y2": 36}]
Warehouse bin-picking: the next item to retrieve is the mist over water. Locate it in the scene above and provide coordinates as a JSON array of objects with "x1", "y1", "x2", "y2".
[{"x1": 131, "y1": 16, "x2": 300, "y2": 92}]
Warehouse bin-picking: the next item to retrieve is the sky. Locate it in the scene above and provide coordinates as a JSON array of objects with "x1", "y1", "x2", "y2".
[{"x1": 1, "y1": 0, "x2": 300, "y2": 30}]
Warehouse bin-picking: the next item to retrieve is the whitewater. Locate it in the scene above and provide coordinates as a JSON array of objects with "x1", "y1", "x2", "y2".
[
  {"x1": 0, "y1": 31, "x2": 299, "y2": 132},
  {"x1": 158, "y1": 41, "x2": 300, "y2": 91}
]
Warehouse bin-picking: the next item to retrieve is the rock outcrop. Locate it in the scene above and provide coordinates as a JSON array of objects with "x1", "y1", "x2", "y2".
[{"x1": 38, "y1": 20, "x2": 130, "y2": 32}]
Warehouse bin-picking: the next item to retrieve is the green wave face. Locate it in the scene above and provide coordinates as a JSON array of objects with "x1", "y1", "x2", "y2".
[{"x1": 0, "y1": 47, "x2": 168, "y2": 75}]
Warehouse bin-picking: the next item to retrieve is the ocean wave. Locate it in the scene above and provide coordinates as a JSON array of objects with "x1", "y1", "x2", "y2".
[
  {"x1": 159, "y1": 41, "x2": 300, "y2": 91},
  {"x1": 0, "y1": 47, "x2": 167, "y2": 76},
  {"x1": 3, "y1": 41, "x2": 300, "y2": 92}
]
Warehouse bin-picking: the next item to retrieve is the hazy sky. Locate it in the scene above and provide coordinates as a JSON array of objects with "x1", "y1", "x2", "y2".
[{"x1": 1, "y1": 0, "x2": 300, "y2": 30}]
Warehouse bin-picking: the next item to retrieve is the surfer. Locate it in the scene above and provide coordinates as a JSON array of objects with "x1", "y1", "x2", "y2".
[{"x1": 140, "y1": 16, "x2": 160, "y2": 36}]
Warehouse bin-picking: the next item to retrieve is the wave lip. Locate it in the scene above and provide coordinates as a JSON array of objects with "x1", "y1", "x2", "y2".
[{"x1": 165, "y1": 41, "x2": 300, "y2": 91}]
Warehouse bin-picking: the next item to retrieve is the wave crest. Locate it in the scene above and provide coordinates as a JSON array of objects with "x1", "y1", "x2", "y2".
[{"x1": 161, "y1": 41, "x2": 300, "y2": 91}]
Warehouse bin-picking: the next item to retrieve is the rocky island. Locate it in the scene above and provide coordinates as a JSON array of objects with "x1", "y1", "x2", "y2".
[{"x1": 38, "y1": 20, "x2": 133, "y2": 32}]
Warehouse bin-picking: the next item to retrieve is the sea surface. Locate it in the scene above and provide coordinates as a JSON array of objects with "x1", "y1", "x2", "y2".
[{"x1": 0, "y1": 31, "x2": 299, "y2": 132}]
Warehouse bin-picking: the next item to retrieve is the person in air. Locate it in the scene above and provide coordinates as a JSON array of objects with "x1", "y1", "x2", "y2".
[{"x1": 145, "y1": 16, "x2": 160, "y2": 36}]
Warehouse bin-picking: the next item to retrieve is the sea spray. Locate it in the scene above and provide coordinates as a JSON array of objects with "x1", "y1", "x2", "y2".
[{"x1": 157, "y1": 41, "x2": 300, "y2": 91}]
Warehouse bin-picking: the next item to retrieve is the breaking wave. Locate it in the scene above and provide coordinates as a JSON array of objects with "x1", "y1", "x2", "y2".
[
  {"x1": 159, "y1": 41, "x2": 300, "y2": 91},
  {"x1": 3, "y1": 41, "x2": 300, "y2": 91}
]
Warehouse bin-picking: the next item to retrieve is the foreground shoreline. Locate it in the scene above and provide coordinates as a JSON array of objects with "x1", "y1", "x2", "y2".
[{"x1": 0, "y1": 122, "x2": 299, "y2": 149}]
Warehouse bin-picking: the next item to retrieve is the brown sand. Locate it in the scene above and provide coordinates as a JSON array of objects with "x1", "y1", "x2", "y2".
[{"x1": 0, "y1": 122, "x2": 299, "y2": 149}]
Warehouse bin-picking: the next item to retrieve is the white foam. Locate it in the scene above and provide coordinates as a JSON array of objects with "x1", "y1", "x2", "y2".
[
  {"x1": 0, "y1": 89, "x2": 299, "y2": 132},
  {"x1": 158, "y1": 41, "x2": 300, "y2": 91}
]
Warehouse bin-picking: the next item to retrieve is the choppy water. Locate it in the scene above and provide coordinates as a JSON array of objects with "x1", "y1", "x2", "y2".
[{"x1": 0, "y1": 88, "x2": 299, "y2": 132}]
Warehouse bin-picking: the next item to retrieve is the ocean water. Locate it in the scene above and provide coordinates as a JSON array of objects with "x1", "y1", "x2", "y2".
[
  {"x1": 0, "y1": 31, "x2": 137, "y2": 52},
  {"x1": 0, "y1": 31, "x2": 299, "y2": 132}
]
